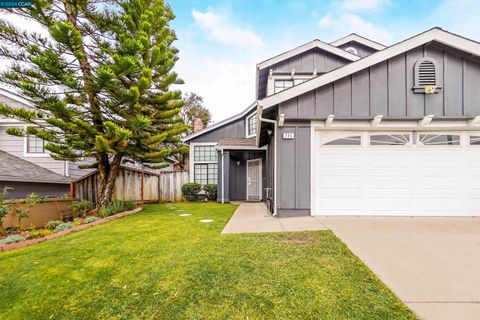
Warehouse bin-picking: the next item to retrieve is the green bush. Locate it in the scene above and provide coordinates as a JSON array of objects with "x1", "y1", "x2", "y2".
[
  {"x1": 98, "y1": 200, "x2": 124, "y2": 218},
  {"x1": 28, "y1": 229, "x2": 54, "y2": 239},
  {"x1": 84, "y1": 216, "x2": 100, "y2": 224},
  {"x1": 181, "y1": 182, "x2": 202, "y2": 201},
  {"x1": 203, "y1": 184, "x2": 217, "y2": 201},
  {"x1": 45, "y1": 220, "x2": 63, "y2": 230},
  {"x1": 0, "y1": 235, "x2": 25, "y2": 245},
  {"x1": 123, "y1": 201, "x2": 137, "y2": 211},
  {"x1": 54, "y1": 222, "x2": 74, "y2": 232},
  {"x1": 70, "y1": 200, "x2": 93, "y2": 217}
]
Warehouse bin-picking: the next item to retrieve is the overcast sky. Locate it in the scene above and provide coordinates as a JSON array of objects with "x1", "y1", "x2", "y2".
[
  {"x1": 170, "y1": 0, "x2": 480, "y2": 122},
  {"x1": 1, "y1": 1, "x2": 480, "y2": 122}
]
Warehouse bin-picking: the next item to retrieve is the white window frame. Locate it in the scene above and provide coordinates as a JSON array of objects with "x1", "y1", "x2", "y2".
[
  {"x1": 24, "y1": 125, "x2": 49, "y2": 157},
  {"x1": 245, "y1": 113, "x2": 257, "y2": 138},
  {"x1": 368, "y1": 132, "x2": 413, "y2": 147},
  {"x1": 267, "y1": 75, "x2": 312, "y2": 96},
  {"x1": 189, "y1": 142, "x2": 218, "y2": 184},
  {"x1": 416, "y1": 132, "x2": 463, "y2": 147}
]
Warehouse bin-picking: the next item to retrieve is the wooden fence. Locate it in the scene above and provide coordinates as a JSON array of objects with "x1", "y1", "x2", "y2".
[{"x1": 73, "y1": 166, "x2": 189, "y2": 206}]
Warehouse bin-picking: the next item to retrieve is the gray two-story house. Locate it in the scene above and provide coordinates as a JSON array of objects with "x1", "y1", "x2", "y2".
[{"x1": 184, "y1": 28, "x2": 480, "y2": 218}]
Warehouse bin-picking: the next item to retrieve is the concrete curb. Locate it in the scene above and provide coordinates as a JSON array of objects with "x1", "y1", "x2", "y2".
[{"x1": 0, "y1": 207, "x2": 143, "y2": 253}]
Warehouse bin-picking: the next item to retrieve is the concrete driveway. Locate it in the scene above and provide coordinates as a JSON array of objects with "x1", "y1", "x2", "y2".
[{"x1": 317, "y1": 217, "x2": 480, "y2": 320}]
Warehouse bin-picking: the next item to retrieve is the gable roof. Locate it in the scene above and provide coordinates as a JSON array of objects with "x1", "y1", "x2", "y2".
[
  {"x1": 330, "y1": 33, "x2": 387, "y2": 51},
  {"x1": 182, "y1": 102, "x2": 257, "y2": 142},
  {"x1": 0, "y1": 150, "x2": 70, "y2": 184},
  {"x1": 256, "y1": 39, "x2": 360, "y2": 70},
  {"x1": 0, "y1": 87, "x2": 35, "y2": 109},
  {"x1": 260, "y1": 27, "x2": 480, "y2": 109}
]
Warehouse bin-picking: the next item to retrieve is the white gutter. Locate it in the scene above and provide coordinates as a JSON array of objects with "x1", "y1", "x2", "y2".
[
  {"x1": 258, "y1": 113, "x2": 278, "y2": 216},
  {"x1": 221, "y1": 149, "x2": 225, "y2": 204}
]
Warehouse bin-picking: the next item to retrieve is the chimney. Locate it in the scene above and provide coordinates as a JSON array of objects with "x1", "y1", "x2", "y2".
[{"x1": 193, "y1": 118, "x2": 204, "y2": 133}]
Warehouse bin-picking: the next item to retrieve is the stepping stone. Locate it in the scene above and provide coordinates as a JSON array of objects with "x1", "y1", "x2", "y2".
[
  {"x1": 179, "y1": 214, "x2": 191, "y2": 217},
  {"x1": 199, "y1": 219, "x2": 214, "y2": 223}
]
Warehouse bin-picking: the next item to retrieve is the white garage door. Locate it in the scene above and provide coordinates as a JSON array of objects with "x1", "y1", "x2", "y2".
[{"x1": 312, "y1": 131, "x2": 480, "y2": 216}]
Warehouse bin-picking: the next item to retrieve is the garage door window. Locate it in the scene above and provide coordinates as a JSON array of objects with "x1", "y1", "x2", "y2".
[
  {"x1": 418, "y1": 134, "x2": 460, "y2": 146},
  {"x1": 370, "y1": 134, "x2": 411, "y2": 146},
  {"x1": 469, "y1": 136, "x2": 480, "y2": 146},
  {"x1": 323, "y1": 135, "x2": 361, "y2": 146}
]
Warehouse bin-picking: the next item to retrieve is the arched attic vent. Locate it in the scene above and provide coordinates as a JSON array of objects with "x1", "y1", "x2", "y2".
[{"x1": 413, "y1": 57, "x2": 442, "y2": 94}]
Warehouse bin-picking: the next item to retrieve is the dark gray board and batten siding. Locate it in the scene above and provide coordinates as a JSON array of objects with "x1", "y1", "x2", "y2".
[
  {"x1": 257, "y1": 48, "x2": 351, "y2": 99},
  {"x1": 278, "y1": 43, "x2": 480, "y2": 119}
]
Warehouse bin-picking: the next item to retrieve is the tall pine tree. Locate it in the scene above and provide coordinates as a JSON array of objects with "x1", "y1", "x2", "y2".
[{"x1": 0, "y1": 0, "x2": 188, "y2": 207}]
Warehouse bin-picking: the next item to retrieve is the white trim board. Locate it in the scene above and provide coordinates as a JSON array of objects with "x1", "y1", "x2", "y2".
[
  {"x1": 256, "y1": 39, "x2": 360, "y2": 70},
  {"x1": 330, "y1": 33, "x2": 387, "y2": 51},
  {"x1": 183, "y1": 102, "x2": 257, "y2": 142},
  {"x1": 188, "y1": 142, "x2": 217, "y2": 183},
  {"x1": 0, "y1": 87, "x2": 35, "y2": 108},
  {"x1": 260, "y1": 28, "x2": 480, "y2": 109}
]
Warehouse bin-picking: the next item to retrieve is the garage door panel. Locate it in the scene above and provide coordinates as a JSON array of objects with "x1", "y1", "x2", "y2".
[{"x1": 313, "y1": 131, "x2": 480, "y2": 216}]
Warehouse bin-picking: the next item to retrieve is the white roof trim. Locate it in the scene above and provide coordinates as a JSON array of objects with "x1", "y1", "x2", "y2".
[
  {"x1": 0, "y1": 87, "x2": 35, "y2": 108},
  {"x1": 330, "y1": 33, "x2": 387, "y2": 51},
  {"x1": 256, "y1": 39, "x2": 360, "y2": 70},
  {"x1": 183, "y1": 102, "x2": 257, "y2": 142},
  {"x1": 261, "y1": 28, "x2": 480, "y2": 108}
]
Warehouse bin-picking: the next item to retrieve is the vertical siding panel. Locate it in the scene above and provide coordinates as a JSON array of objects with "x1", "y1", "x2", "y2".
[
  {"x1": 274, "y1": 59, "x2": 289, "y2": 72},
  {"x1": 315, "y1": 84, "x2": 334, "y2": 117},
  {"x1": 278, "y1": 127, "x2": 295, "y2": 208},
  {"x1": 298, "y1": 91, "x2": 315, "y2": 117},
  {"x1": 279, "y1": 97, "x2": 299, "y2": 117},
  {"x1": 464, "y1": 59, "x2": 480, "y2": 117},
  {"x1": 406, "y1": 47, "x2": 425, "y2": 117},
  {"x1": 444, "y1": 53, "x2": 464, "y2": 116},
  {"x1": 425, "y1": 46, "x2": 444, "y2": 116},
  {"x1": 289, "y1": 54, "x2": 302, "y2": 71},
  {"x1": 388, "y1": 54, "x2": 407, "y2": 116},
  {"x1": 370, "y1": 62, "x2": 388, "y2": 116},
  {"x1": 333, "y1": 77, "x2": 352, "y2": 116},
  {"x1": 301, "y1": 51, "x2": 314, "y2": 71},
  {"x1": 295, "y1": 127, "x2": 310, "y2": 209},
  {"x1": 351, "y1": 69, "x2": 370, "y2": 116},
  {"x1": 326, "y1": 55, "x2": 340, "y2": 71},
  {"x1": 313, "y1": 49, "x2": 326, "y2": 73}
]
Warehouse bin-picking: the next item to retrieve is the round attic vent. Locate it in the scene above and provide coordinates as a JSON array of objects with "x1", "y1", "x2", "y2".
[{"x1": 345, "y1": 46, "x2": 358, "y2": 56}]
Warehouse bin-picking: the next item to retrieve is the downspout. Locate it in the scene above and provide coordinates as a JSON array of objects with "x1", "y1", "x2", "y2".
[
  {"x1": 258, "y1": 116, "x2": 278, "y2": 216},
  {"x1": 221, "y1": 149, "x2": 224, "y2": 204}
]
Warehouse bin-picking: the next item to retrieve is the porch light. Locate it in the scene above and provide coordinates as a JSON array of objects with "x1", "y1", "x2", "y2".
[{"x1": 236, "y1": 161, "x2": 241, "y2": 166}]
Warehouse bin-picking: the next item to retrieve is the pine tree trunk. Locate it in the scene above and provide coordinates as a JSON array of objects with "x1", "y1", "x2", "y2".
[{"x1": 97, "y1": 155, "x2": 122, "y2": 208}]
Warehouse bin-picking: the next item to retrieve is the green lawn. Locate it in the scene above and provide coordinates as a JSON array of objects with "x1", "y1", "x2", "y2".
[{"x1": 0, "y1": 203, "x2": 416, "y2": 319}]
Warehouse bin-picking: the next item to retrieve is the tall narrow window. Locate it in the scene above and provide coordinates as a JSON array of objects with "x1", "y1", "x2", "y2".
[
  {"x1": 246, "y1": 113, "x2": 257, "y2": 138},
  {"x1": 413, "y1": 57, "x2": 441, "y2": 93}
]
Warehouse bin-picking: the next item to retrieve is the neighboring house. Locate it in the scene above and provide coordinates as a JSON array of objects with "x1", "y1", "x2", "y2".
[
  {"x1": 184, "y1": 27, "x2": 480, "y2": 218},
  {"x1": 0, "y1": 150, "x2": 70, "y2": 198},
  {"x1": 0, "y1": 88, "x2": 177, "y2": 197}
]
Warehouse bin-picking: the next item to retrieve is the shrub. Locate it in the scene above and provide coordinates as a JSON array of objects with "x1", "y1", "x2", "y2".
[
  {"x1": 123, "y1": 201, "x2": 137, "y2": 211},
  {"x1": 73, "y1": 218, "x2": 83, "y2": 226},
  {"x1": 70, "y1": 200, "x2": 93, "y2": 217},
  {"x1": 45, "y1": 220, "x2": 63, "y2": 230},
  {"x1": 84, "y1": 216, "x2": 100, "y2": 224},
  {"x1": 203, "y1": 184, "x2": 217, "y2": 201},
  {"x1": 54, "y1": 222, "x2": 74, "y2": 232},
  {"x1": 98, "y1": 200, "x2": 124, "y2": 218},
  {"x1": 28, "y1": 229, "x2": 54, "y2": 239},
  {"x1": 0, "y1": 235, "x2": 25, "y2": 245},
  {"x1": 181, "y1": 182, "x2": 201, "y2": 201}
]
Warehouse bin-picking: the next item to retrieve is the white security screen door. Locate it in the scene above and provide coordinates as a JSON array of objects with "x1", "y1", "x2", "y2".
[
  {"x1": 312, "y1": 131, "x2": 480, "y2": 216},
  {"x1": 247, "y1": 159, "x2": 262, "y2": 201}
]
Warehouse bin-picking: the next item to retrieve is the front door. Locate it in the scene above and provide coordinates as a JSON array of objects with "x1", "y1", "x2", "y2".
[{"x1": 246, "y1": 158, "x2": 262, "y2": 201}]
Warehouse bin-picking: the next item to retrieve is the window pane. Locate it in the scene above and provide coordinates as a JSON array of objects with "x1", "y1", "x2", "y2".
[
  {"x1": 274, "y1": 80, "x2": 294, "y2": 93},
  {"x1": 194, "y1": 163, "x2": 218, "y2": 186},
  {"x1": 194, "y1": 145, "x2": 217, "y2": 162},
  {"x1": 470, "y1": 136, "x2": 480, "y2": 145},
  {"x1": 323, "y1": 136, "x2": 361, "y2": 145},
  {"x1": 248, "y1": 114, "x2": 257, "y2": 136},
  {"x1": 419, "y1": 134, "x2": 460, "y2": 146},
  {"x1": 370, "y1": 134, "x2": 410, "y2": 145},
  {"x1": 27, "y1": 135, "x2": 45, "y2": 153}
]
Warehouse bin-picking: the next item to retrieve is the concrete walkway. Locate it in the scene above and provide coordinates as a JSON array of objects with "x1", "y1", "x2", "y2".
[{"x1": 221, "y1": 202, "x2": 327, "y2": 234}]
